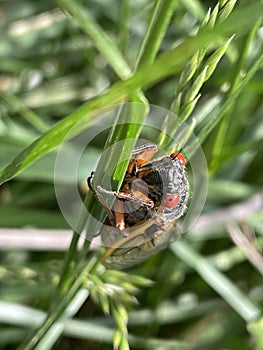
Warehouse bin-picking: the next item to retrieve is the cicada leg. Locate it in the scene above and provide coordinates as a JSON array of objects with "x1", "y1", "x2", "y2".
[
  {"x1": 96, "y1": 186, "x2": 153, "y2": 207},
  {"x1": 96, "y1": 185, "x2": 154, "y2": 231},
  {"x1": 87, "y1": 172, "x2": 116, "y2": 226},
  {"x1": 114, "y1": 199, "x2": 125, "y2": 231}
]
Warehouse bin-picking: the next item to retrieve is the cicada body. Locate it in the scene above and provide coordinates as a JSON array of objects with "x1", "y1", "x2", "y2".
[{"x1": 88, "y1": 143, "x2": 189, "y2": 269}]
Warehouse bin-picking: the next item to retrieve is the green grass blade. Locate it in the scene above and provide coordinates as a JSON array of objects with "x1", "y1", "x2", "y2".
[
  {"x1": 171, "y1": 241, "x2": 262, "y2": 322},
  {"x1": 118, "y1": 0, "x2": 131, "y2": 52},
  {"x1": 196, "y1": 49, "x2": 263, "y2": 155},
  {"x1": 181, "y1": 0, "x2": 205, "y2": 20},
  {"x1": 55, "y1": 0, "x2": 178, "y2": 308},
  {"x1": 159, "y1": 0, "x2": 236, "y2": 150},
  {"x1": 35, "y1": 289, "x2": 89, "y2": 350},
  {"x1": 18, "y1": 256, "x2": 98, "y2": 350},
  {"x1": 58, "y1": 0, "x2": 132, "y2": 80},
  {"x1": 0, "y1": 31, "x2": 206, "y2": 186},
  {"x1": 135, "y1": 0, "x2": 178, "y2": 68},
  {"x1": 209, "y1": 20, "x2": 262, "y2": 174},
  {"x1": 1, "y1": 92, "x2": 49, "y2": 133},
  {"x1": 57, "y1": 102, "x2": 150, "y2": 292},
  {"x1": 248, "y1": 318, "x2": 263, "y2": 350}
]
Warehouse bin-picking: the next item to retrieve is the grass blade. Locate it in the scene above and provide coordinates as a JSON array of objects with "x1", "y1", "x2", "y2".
[
  {"x1": 58, "y1": 0, "x2": 132, "y2": 80},
  {"x1": 171, "y1": 241, "x2": 262, "y2": 322}
]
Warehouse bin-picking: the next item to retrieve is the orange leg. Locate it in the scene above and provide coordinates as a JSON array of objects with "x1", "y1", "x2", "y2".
[
  {"x1": 96, "y1": 186, "x2": 154, "y2": 208},
  {"x1": 114, "y1": 200, "x2": 125, "y2": 230}
]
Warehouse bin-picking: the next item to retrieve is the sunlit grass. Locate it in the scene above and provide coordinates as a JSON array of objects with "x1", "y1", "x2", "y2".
[{"x1": 0, "y1": 0, "x2": 263, "y2": 349}]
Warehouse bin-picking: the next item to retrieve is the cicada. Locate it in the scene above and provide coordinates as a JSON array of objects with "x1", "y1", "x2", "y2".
[{"x1": 88, "y1": 143, "x2": 189, "y2": 269}]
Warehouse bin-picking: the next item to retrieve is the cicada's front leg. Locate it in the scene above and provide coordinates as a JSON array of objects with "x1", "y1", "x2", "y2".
[
  {"x1": 96, "y1": 185, "x2": 154, "y2": 207},
  {"x1": 87, "y1": 172, "x2": 116, "y2": 226},
  {"x1": 96, "y1": 185, "x2": 154, "y2": 230}
]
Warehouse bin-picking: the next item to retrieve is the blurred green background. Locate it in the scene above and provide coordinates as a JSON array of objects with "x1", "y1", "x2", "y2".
[{"x1": 0, "y1": 0, "x2": 263, "y2": 349}]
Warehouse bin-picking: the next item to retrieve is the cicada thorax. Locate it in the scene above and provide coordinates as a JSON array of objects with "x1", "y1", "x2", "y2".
[
  {"x1": 137, "y1": 155, "x2": 189, "y2": 221},
  {"x1": 90, "y1": 143, "x2": 189, "y2": 269}
]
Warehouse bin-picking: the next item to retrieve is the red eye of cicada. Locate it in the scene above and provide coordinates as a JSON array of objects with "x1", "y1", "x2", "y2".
[
  {"x1": 170, "y1": 152, "x2": 186, "y2": 166},
  {"x1": 163, "y1": 193, "x2": 180, "y2": 208}
]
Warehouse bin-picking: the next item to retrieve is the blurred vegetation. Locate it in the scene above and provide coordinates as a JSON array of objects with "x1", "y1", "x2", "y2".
[{"x1": 0, "y1": 0, "x2": 263, "y2": 349}]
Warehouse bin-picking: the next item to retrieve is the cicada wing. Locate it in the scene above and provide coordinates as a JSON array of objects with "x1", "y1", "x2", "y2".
[{"x1": 102, "y1": 221, "x2": 181, "y2": 269}]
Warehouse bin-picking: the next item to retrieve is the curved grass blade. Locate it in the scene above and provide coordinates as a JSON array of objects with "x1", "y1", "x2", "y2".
[
  {"x1": 58, "y1": 0, "x2": 132, "y2": 80},
  {"x1": 171, "y1": 240, "x2": 262, "y2": 322},
  {"x1": 0, "y1": 1, "x2": 262, "y2": 186}
]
